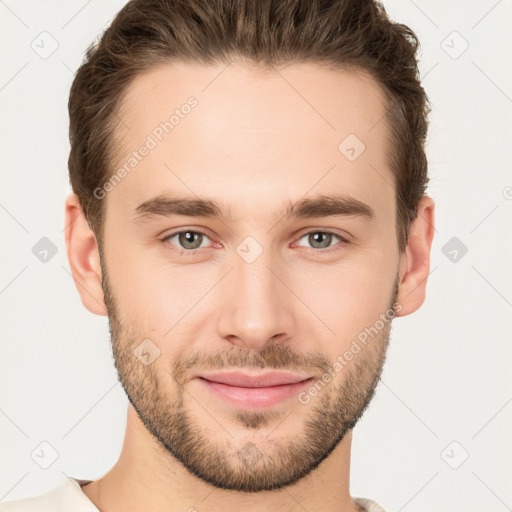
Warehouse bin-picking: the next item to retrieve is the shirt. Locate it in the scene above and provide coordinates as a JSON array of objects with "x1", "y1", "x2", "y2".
[{"x1": 0, "y1": 477, "x2": 388, "y2": 511}]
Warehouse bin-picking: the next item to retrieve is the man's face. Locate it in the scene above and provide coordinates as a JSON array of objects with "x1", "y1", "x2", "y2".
[{"x1": 99, "y1": 61, "x2": 402, "y2": 492}]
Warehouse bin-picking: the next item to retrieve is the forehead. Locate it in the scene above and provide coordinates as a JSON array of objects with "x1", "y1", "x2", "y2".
[{"x1": 109, "y1": 60, "x2": 394, "y2": 223}]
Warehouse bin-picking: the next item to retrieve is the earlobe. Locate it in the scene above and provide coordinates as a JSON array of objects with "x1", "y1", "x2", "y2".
[
  {"x1": 64, "y1": 193, "x2": 108, "y2": 316},
  {"x1": 395, "y1": 195, "x2": 436, "y2": 317}
]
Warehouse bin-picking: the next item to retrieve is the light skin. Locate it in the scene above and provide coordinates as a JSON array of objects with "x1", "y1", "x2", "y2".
[{"x1": 65, "y1": 60, "x2": 435, "y2": 512}]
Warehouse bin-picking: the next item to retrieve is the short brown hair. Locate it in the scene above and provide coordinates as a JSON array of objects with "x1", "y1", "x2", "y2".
[{"x1": 68, "y1": 0, "x2": 431, "y2": 252}]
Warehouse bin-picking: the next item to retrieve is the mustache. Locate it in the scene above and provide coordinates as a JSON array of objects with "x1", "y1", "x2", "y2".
[{"x1": 172, "y1": 344, "x2": 331, "y2": 383}]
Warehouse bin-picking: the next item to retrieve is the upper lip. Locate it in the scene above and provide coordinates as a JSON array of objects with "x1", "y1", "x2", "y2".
[{"x1": 197, "y1": 371, "x2": 313, "y2": 388}]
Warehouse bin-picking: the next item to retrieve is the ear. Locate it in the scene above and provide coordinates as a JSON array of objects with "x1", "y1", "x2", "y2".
[
  {"x1": 395, "y1": 195, "x2": 436, "y2": 317},
  {"x1": 64, "y1": 193, "x2": 107, "y2": 316}
]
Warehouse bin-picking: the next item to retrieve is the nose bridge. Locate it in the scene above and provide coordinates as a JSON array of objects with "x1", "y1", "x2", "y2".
[{"x1": 216, "y1": 240, "x2": 295, "y2": 350}]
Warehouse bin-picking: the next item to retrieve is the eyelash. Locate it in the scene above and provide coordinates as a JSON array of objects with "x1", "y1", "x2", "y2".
[{"x1": 160, "y1": 228, "x2": 349, "y2": 257}]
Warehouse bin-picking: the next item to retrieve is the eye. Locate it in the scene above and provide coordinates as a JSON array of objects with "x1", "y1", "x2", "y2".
[
  {"x1": 160, "y1": 228, "x2": 349, "y2": 256},
  {"x1": 295, "y1": 230, "x2": 348, "y2": 251},
  {"x1": 161, "y1": 229, "x2": 212, "y2": 255}
]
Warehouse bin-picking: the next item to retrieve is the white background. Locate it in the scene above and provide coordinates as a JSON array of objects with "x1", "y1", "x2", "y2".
[{"x1": 0, "y1": 1, "x2": 511, "y2": 511}]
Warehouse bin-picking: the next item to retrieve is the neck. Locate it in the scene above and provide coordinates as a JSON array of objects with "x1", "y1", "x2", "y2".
[{"x1": 81, "y1": 405, "x2": 363, "y2": 512}]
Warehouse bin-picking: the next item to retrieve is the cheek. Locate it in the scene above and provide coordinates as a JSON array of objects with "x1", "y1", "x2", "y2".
[
  {"x1": 104, "y1": 236, "x2": 216, "y2": 337},
  {"x1": 290, "y1": 248, "x2": 397, "y2": 341}
]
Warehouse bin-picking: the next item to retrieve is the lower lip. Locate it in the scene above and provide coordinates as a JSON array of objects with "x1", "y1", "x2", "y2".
[{"x1": 196, "y1": 377, "x2": 314, "y2": 410}]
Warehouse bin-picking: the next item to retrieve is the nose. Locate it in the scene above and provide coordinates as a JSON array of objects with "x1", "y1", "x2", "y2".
[{"x1": 215, "y1": 246, "x2": 296, "y2": 352}]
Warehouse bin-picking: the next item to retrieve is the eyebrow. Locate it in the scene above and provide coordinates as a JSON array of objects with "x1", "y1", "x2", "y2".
[{"x1": 132, "y1": 193, "x2": 375, "y2": 223}]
